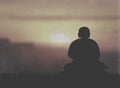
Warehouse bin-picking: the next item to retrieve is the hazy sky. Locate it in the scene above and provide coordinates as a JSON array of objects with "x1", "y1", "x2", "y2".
[
  {"x1": 0, "y1": 0, "x2": 119, "y2": 51},
  {"x1": 0, "y1": 0, "x2": 119, "y2": 74}
]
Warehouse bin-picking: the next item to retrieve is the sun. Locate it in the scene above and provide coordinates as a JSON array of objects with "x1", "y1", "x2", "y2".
[{"x1": 50, "y1": 33, "x2": 70, "y2": 43}]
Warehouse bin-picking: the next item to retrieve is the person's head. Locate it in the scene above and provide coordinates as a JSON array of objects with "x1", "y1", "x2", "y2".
[{"x1": 78, "y1": 27, "x2": 90, "y2": 39}]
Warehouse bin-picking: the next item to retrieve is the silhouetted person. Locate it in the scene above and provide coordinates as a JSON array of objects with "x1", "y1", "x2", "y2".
[
  {"x1": 68, "y1": 27, "x2": 100, "y2": 62},
  {"x1": 64, "y1": 27, "x2": 106, "y2": 75}
]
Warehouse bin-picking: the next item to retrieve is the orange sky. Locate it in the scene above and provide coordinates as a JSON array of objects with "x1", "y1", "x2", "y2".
[{"x1": 0, "y1": 0, "x2": 119, "y2": 51}]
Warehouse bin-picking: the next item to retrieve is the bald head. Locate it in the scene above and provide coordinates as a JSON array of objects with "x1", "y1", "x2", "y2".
[{"x1": 78, "y1": 27, "x2": 90, "y2": 39}]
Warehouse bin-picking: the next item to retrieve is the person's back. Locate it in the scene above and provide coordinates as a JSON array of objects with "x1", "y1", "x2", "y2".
[
  {"x1": 64, "y1": 27, "x2": 107, "y2": 77},
  {"x1": 68, "y1": 27, "x2": 100, "y2": 62}
]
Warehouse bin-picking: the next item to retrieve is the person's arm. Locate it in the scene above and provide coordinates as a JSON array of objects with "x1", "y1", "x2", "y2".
[
  {"x1": 68, "y1": 42, "x2": 77, "y2": 59},
  {"x1": 68, "y1": 43, "x2": 74, "y2": 58},
  {"x1": 93, "y1": 41, "x2": 100, "y2": 59}
]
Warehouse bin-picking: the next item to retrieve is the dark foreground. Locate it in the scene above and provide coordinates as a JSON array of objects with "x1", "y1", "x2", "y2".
[
  {"x1": 0, "y1": 60, "x2": 120, "y2": 88},
  {"x1": 0, "y1": 72, "x2": 120, "y2": 88}
]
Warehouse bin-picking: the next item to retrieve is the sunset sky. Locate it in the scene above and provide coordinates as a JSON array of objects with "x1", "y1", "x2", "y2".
[
  {"x1": 0, "y1": 0, "x2": 119, "y2": 50},
  {"x1": 0, "y1": 0, "x2": 119, "y2": 73}
]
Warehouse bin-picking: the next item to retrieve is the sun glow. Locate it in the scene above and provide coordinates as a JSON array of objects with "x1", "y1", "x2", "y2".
[{"x1": 50, "y1": 33, "x2": 70, "y2": 44}]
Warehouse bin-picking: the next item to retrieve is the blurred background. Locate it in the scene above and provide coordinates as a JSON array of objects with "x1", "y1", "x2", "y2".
[{"x1": 0, "y1": 0, "x2": 119, "y2": 74}]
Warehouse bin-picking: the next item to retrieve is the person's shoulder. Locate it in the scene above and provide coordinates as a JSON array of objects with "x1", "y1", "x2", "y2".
[
  {"x1": 71, "y1": 39, "x2": 80, "y2": 44},
  {"x1": 88, "y1": 39, "x2": 97, "y2": 42},
  {"x1": 88, "y1": 39, "x2": 98, "y2": 45}
]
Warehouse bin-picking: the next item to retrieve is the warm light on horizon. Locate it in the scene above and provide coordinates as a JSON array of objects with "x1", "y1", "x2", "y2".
[{"x1": 50, "y1": 33, "x2": 70, "y2": 43}]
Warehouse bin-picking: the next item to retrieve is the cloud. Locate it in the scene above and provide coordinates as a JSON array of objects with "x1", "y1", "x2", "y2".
[
  {"x1": 0, "y1": 0, "x2": 118, "y2": 19},
  {"x1": 0, "y1": 14, "x2": 119, "y2": 21}
]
